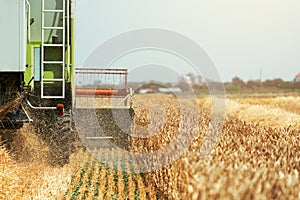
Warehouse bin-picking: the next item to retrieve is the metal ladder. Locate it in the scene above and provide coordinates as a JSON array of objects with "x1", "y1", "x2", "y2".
[{"x1": 41, "y1": 0, "x2": 66, "y2": 98}]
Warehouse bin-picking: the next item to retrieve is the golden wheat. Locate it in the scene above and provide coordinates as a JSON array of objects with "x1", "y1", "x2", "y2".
[
  {"x1": 233, "y1": 96, "x2": 300, "y2": 115},
  {"x1": 1, "y1": 94, "x2": 300, "y2": 199},
  {"x1": 136, "y1": 94, "x2": 300, "y2": 199},
  {"x1": 0, "y1": 125, "x2": 77, "y2": 200},
  {"x1": 199, "y1": 97, "x2": 300, "y2": 129}
]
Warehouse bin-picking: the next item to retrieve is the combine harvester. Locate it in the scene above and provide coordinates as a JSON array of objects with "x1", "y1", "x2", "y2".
[{"x1": 0, "y1": 0, "x2": 134, "y2": 165}]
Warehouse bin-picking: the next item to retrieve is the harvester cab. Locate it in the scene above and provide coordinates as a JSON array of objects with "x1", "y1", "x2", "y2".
[{"x1": 0, "y1": 0, "x2": 134, "y2": 163}]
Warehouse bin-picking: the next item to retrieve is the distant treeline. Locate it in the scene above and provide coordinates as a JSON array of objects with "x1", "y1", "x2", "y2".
[
  {"x1": 194, "y1": 77, "x2": 300, "y2": 94},
  {"x1": 129, "y1": 76, "x2": 300, "y2": 95},
  {"x1": 223, "y1": 77, "x2": 300, "y2": 93}
]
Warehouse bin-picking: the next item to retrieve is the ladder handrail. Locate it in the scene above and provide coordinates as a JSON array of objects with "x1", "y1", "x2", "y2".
[{"x1": 25, "y1": 0, "x2": 31, "y2": 42}]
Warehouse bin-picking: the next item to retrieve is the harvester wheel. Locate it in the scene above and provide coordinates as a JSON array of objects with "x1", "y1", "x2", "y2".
[
  {"x1": 29, "y1": 108, "x2": 79, "y2": 167},
  {"x1": 48, "y1": 110, "x2": 78, "y2": 166}
]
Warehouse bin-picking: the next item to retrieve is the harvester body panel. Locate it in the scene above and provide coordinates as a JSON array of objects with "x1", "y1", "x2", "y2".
[{"x1": 0, "y1": 0, "x2": 26, "y2": 72}]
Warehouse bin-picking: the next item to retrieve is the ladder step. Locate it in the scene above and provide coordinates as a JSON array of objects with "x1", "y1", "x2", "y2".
[
  {"x1": 41, "y1": 95, "x2": 64, "y2": 99},
  {"x1": 43, "y1": 78, "x2": 64, "y2": 82},
  {"x1": 43, "y1": 9, "x2": 64, "y2": 13},
  {"x1": 43, "y1": 44, "x2": 64, "y2": 47},
  {"x1": 43, "y1": 27, "x2": 64, "y2": 30},
  {"x1": 43, "y1": 61, "x2": 64, "y2": 64}
]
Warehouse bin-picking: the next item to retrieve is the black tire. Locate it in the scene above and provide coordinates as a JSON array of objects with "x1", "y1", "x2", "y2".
[{"x1": 31, "y1": 109, "x2": 79, "y2": 166}]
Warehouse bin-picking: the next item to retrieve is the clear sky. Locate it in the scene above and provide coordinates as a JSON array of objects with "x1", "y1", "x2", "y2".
[{"x1": 75, "y1": 0, "x2": 300, "y2": 82}]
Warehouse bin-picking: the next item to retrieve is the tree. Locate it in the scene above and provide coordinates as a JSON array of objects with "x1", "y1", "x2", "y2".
[
  {"x1": 262, "y1": 78, "x2": 284, "y2": 88},
  {"x1": 232, "y1": 77, "x2": 246, "y2": 89},
  {"x1": 246, "y1": 80, "x2": 260, "y2": 89}
]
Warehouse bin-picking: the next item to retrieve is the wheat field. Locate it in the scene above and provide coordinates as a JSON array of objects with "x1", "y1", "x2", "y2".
[{"x1": 0, "y1": 94, "x2": 299, "y2": 199}]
